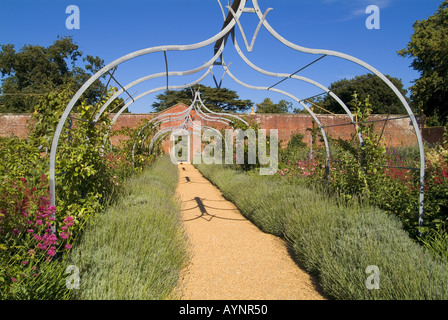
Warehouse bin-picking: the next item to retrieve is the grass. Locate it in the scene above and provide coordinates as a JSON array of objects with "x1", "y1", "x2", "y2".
[
  {"x1": 68, "y1": 155, "x2": 188, "y2": 300},
  {"x1": 196, "y1": 163, "x2": 448, "y2": 300}
]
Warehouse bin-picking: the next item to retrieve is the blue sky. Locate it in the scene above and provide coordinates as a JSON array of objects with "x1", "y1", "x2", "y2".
[{"x1": 0, "y1": 0, "x2": 443, "y2": 113}]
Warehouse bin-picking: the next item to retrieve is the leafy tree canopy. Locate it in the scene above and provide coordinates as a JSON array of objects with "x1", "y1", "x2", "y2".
[
  {"x1": 256, "y1": 98, "x2": 292, "y2": 113},
  {"x1": 0, "y1": 36, "x2": 118, "y2": 113},
  {"x1": 151, "y1": 84, "x2": 253, "y2": 113},
  {"x1": 309, "y1": 74, "x2": 412, "y2": 115},
  {"x1": 398, "y1": 0, "x2": 448, "y2": 126}
]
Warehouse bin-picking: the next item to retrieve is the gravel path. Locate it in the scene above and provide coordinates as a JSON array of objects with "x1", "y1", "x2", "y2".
[{"x1": 175, "y1": 164, "x2": 325, "y2": 300}]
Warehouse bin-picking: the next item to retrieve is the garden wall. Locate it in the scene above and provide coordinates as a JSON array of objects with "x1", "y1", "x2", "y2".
[{"x1": 0, "y1": 103, "x2": 432, "y2": 152}]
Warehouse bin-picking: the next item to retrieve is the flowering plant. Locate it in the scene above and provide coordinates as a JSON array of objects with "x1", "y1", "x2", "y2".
[{"x1": 0, "y1": 174, "x2": 75, "y2": 297}]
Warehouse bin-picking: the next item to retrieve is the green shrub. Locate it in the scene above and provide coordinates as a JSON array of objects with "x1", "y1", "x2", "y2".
[
  {"x1": 68, "y1": 156, "x2": 188, "y2": 300},
  {"x1": 287, "y1": 133, "x2": 307, "y2": 149}
]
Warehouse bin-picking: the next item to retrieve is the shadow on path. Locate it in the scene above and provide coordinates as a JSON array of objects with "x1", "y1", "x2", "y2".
[{"x1": 183, "y1": 197, "x2": 247, "y2": 222}]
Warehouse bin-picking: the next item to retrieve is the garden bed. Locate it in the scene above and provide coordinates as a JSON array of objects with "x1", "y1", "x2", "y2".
[
  {"x1": 68, "y1": 155, "x2": 188, "y2": 299},
  {"x1": 197, "y1": 163, "x2": 448, "y2": 300}
]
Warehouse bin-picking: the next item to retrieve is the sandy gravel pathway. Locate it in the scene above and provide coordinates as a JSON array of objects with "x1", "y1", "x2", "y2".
[{"x1": 175, "y1": 164, "x2": 325, "y2": 300}]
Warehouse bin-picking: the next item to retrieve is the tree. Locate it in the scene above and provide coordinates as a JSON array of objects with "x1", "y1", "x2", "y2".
[
  {"x1": 0, "y1": 36, "x2": 114, "y2": 113},
  {"x1": 398, "y1": 1, "x2": 448, "y2": 126},
  {"x1": 310, "y1": 74, "x2": 411, "y2": 115},
  {"x1": 152, "y1": 84, "x2": 253, "y2": 113},
  {"x1": 256, "y1": 98, "x2": 291, "y2": 113}
]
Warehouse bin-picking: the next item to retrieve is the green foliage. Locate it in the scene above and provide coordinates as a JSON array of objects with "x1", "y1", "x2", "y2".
[
  {"x1": 28, "y1": 86, "x2": 123, "y2": 225},
  {"x1": 152, "y1": 84, "x2": 253, "y2": 113},
  {"x1": 0, "y1": 36, "x2": 110, "y2": 113},
  {"x1": 110, "y1": 119, "x2": 162, "y2": 172},
  {"x1": 1, "y1": 256, "x2": 71, "y2": 300},
  {"x1": 328, "y1": 93, "x2": 387, "y2": 198},
  {"x1": 287, "y1": 133, "x2": 307, "y2": 149},
  {"x1": 311, "y1": 74, "x2": 412, "y2": 114},
  {"x1": 419, "y1": 226, "x2": 448, "y2": 261},
  {"x1": 0, "y1": 137, "x2": 46, "y2": 184},
  {"x1": 69, "y1": 156, "x2": 188, "y2": 300},
  {"x1": 279, "y1": 133, "x2": 310, "y2": 170},
  {"x1": 398, "y1": 1, "x2": 448, "y2": 125},
  {"x1": 255, "y1": 98, "x2": 291, "y2": 114},
  {"x1": 421, "y1": 154, "x2": 448, "y2": 233}
]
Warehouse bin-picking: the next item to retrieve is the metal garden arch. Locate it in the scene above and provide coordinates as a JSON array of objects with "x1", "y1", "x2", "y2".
[{"x1": 49, "y1": 0, "x2": 425, "y2": 232}]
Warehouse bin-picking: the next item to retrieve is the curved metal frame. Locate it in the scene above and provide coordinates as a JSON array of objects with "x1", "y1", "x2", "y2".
[
  {"x1": 49, "y1": 0, "x2": 425, "y2": 231},
  {"x1": 131, "y1": 89, "x2": 243, "y2": 165}
]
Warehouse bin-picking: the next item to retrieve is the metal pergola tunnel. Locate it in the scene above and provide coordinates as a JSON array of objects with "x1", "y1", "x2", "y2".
[{"x1": 48, "y1": 0, "x2": 426, "y2": 232}]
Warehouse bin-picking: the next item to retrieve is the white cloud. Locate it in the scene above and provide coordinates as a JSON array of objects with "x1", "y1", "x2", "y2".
[{"x1": 320, "y1": 0, "x2": 392, "y2": 22}]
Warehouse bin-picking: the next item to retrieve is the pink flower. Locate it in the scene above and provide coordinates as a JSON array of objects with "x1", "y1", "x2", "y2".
[
  {"x1": 11, "y1": 277, "x2": 17, "y2": 283},
  {"x1": 47, "y1": 247, "x2": 56, "y2": 257},
  {"x1": 65, "y1": 244, "x2": 72, "y2": 250},
  {"x1": 60, "y1": 232, "x2": 69, "y2": 240},
  {"x1": 27, "y1": 229, "x2": 34, "y2": 233},
  {"x1": 22, "y1": 261, "x2": 28, "y2": 265},
  {"x1": 43, "y1": 234, "x2": 57, "y2": 244},
  {"x1": 36, "y1": 220, "x2": 43, "y2": 226}
]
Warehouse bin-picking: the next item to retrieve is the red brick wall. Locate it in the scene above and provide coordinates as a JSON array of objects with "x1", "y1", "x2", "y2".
[
  {"x1": 0, "y1": 104, "x2": 428, "y2": 153},
  {"x1": 0, "y1": 114, "x2": 35, "y2": 139}
]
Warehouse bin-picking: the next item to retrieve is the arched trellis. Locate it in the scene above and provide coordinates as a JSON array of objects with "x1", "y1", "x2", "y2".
[
  {"x1": 49, "y1": 0, "x2": 425, "y2": 233},
  {"x1": 133, "y1": 90, "x2": 243, "y2": 166}
]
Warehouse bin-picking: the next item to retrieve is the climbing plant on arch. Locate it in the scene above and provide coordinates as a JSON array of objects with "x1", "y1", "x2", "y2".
[{"x1": 49, "y1": 0, "x2": 426, "y2": 231}]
